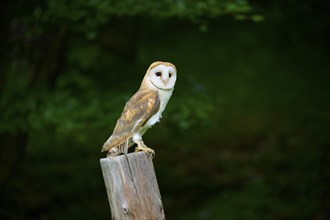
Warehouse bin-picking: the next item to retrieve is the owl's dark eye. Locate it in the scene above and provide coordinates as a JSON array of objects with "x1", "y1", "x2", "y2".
[
  {"x1": 155, "y1": 72, "x2": 161, "y2": 77},
  {"x1": 169, "y1": 73, "x2": 172, "y2": 78}
]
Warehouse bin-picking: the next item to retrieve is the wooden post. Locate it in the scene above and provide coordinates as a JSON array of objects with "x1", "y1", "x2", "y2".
[{"x1": 100, "y1": 152, "x2": 165, "y2": 220}]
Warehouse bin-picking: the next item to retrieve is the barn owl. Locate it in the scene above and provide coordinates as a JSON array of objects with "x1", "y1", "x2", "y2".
[{"x1": 101, "y1": 61, "x2": 177, "y2": 157}]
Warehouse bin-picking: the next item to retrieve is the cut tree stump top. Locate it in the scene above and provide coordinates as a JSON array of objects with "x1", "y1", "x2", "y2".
[{"x1": 100, "y1": 152, "x2": 165, "y2": 220}]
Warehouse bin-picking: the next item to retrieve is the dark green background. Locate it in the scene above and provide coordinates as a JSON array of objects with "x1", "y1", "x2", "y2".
[{"x1": 1, "y1": 0, "x2": 329, "y2": 219}]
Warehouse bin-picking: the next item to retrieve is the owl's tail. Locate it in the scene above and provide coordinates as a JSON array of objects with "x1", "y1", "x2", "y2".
[
  {"x1": 101, "y1": 137, "x2": 132, "y2": 157},
  {"x1": 101, "y1": 133, "x2": 133, "y2": 152}
]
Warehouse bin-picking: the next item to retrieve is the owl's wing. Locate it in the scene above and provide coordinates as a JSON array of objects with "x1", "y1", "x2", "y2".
[{"x1": 101, "y1": 89, "x2": 160, "y2": 152}]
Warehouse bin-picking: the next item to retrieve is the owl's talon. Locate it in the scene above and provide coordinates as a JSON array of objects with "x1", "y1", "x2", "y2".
[
  {"x1": 147, "y1": 150, "x2": 155, "y2": 159},
  {"x1": 135, "y1": 145, "x2": 155, "y2": 158},
  {"x1": 107, "y1": 147, "x2": 120, "y2": 157}
]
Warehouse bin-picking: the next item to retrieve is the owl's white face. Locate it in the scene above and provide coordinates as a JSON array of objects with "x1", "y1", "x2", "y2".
[{"x1": 147, "y1": 64, "x2": 177, "y2": 90}]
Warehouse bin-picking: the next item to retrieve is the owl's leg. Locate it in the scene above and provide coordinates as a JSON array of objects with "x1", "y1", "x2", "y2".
[
  {"x1": 121, "y1": 140, "x2": 129, "y2": 155},
  {"x1": 133, "y1": 134, "x2": 155, "y2": 158},
  {"x1": 135, "y1": 141, "x2": 155, "y2": 158},
  {"x1": 135, "y1": 140, "x2": 155, "y2": 157}
]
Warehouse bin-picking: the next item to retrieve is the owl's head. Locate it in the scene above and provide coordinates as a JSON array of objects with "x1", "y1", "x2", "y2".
[{"x1": 143, "y1": 61, "x2": 177, "y2": 91}]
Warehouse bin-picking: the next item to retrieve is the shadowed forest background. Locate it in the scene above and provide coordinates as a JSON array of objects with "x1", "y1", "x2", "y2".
[{"x1": 1, "y1": 0, "x2": 330, "y2": 219}]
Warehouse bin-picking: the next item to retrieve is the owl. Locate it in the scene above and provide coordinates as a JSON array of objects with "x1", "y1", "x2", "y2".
[{"x1": 101, "y1": 61, "x2": 177, "y2": 157}]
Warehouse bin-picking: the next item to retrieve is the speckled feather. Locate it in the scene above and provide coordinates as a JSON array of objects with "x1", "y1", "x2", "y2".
[{"x1": 101, "y1": 89, "x2": 160, "y2": 152}]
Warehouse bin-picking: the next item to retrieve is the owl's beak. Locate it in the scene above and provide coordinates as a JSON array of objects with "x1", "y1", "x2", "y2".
[{"x1": 162, "y1": 77, "x2": 169, "y2": 85}]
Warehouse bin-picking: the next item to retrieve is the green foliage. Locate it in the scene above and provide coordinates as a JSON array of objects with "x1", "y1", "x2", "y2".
[
  {"x1": 30, "y1": 0, "x2": 252, "y2": 21},
  {"x1": 21, "y1": 0, "x2": 257, "y2": 39}
]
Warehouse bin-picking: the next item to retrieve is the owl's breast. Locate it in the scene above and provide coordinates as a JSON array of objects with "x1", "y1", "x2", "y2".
[
  {"x1": 137, "y1": 113, "x2": 160, "y2": 137},
  {"x1": 139, "y1": 89, "x2": 172, "y2": 135},
  {"x1": 145, "y1": 112, "x2": 162, "y2": 128}
]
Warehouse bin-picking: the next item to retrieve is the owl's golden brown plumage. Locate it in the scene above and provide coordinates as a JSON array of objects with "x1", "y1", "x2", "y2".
[{"x1": 102, "y1": 61, "x2": 177, "y2": 157}]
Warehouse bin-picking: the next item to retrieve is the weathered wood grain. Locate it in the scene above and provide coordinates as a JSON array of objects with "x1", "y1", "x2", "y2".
[{"x1": 100, "y1": 152, "x2": 165, "y2": 220}]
